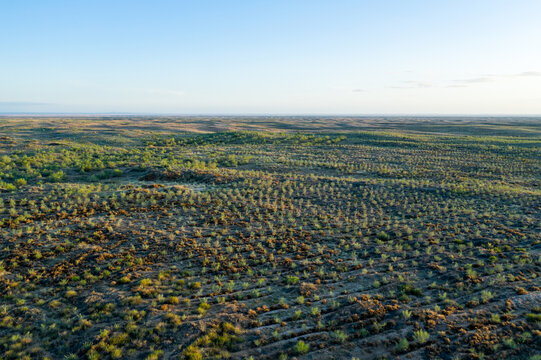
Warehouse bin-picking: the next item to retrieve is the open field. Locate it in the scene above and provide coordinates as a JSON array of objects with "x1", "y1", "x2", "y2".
[{"x1": 0, "y1": 117, "x2": 540, "y2": 359}]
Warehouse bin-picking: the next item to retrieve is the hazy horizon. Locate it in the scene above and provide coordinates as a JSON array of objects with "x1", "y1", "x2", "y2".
[
  {"x1": 2, "y1": 0, "x2": 541, "y2": 115},
  {"x1": 2, "y1": 113, "x2": 541, "y2": 117}
]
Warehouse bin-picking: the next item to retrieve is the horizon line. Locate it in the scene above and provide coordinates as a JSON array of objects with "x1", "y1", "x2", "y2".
[{"x1": 1, "y1": 112, "x2": 541, "y2": 118}]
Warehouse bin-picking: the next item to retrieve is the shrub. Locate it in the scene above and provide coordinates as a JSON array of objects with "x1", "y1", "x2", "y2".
[
  {"x1": 480, "y1": 290, "x2": 494, "y2": 303},
  {"x1": 293, "y1": 340, "x2": 309, "y2": 355},
  {"x1": 165, "y1": 313, "x2": 182, "y2": 326},
  {"x1": 146, "y1": 350, "x2": 164, "y2": 360},
  {"x1": 286, "y1": 275, "x2": 299, "y2": 285},
  {"x1": 413, "y1": 329, "x2": 430, "y2": 344},
  {"x1": 401, "y1": 283, "x2": 423, "y2": 296},
  {"x1": 140, "y1": 278, "x2": 153, "y2": 287},
  {"x1": 402, "y1": 309, "x2": 412, "y2": 320},
  {"x1": 197, "y1": 302, "x2": 210, "y2": 315},
  {"x1": 111, "y1": 348, "x2": 123, "y2": 359},
  {"x1": 167, "y1": 296, "x2": 180, "y2": 305},
  {"x1": 65, "y1": 290, "x2": 77, "y2": 298},
  {"x1": 396, "y1": 338, "x2": 409, "y2": 352},
  {"x1": 331, "y1": 330, "x2": 348, "y2": 343},
  {"x1": 3, "y1": 183, "x2": 16, "y2": 191},
  {"x1": 48, "y1": 170, "x2": 65, "y2": 182},
  {"x1": 526, "y1": 313, "x2": 541, "y2": 323},
  {"x1": 182, "y1": 345, "x2": 203, "y2": 360}
]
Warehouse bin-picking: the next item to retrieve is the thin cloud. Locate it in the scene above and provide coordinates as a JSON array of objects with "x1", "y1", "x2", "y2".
[
  {"x1": 390, "y1": 70, "x2": 540, "y2": 90},
  {"x1": 352, "y1": 89, "x2": 365, "y2": 93},
  {"x1": 449, "y1": 71, "x2": 541, "y2": 85},
  {"x1": 389, "y1": 80, "x2": 432, "y2": 89},
  {"x1": 0, "y1": 101, "x2": 51, "y2": 106},
  {"x1": 403, "y1": 80, "x2": 432, "y2": 88},
  {"x1": 453, "y1": 77, "x2": 493, "y2": 84},
  {"x1": 513, "y1": 71, "x2": 541, "y2": 77},
  {"x1": 146, "y1": 89, "x2": 185, "y2": 97}
]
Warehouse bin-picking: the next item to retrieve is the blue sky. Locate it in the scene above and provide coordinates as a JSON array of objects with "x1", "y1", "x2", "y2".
[{"x1": 1, "y1": 0, "x2": 541, "y2": 114}]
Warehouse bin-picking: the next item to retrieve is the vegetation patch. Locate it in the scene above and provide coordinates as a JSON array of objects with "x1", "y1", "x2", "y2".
[{"x1": 0, "y1": 117, "x2": 540, "y2": 359}]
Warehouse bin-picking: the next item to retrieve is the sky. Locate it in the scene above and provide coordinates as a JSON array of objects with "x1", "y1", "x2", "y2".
[{"x1": 1, "y1": 0, "x2": 541, "y2": 115}]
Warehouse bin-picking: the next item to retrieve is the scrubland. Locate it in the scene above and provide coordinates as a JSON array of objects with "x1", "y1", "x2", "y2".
[{"x1": 0, "y1": 117, "x2": 539, "y2": 359}]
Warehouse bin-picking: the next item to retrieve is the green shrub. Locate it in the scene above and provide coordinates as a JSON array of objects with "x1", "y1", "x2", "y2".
[
  {"x1": 182, "y1": 345, "x2": 203, "y2": 360},
  {"x1": 396, "y1": 338, "x2": 409, "y2": 352},
  {"x1": 413, "y1": 329, "x2": 430, "y2": 344},
  {"x1": 286, "y1": 275, "x2": 299, "y2": 285},
  {"x1": 526, "y1": 313, "x2": 541, "y2": 323},
  {"x1": 293, "y1": 340, "x2": 309, "y2": 355},
  {"x1": 48, "y1": 170, "x2": 65, "y2": 182},
  {"x1": 331, "y1": 330, "x2": 348, "y2": 343}
]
